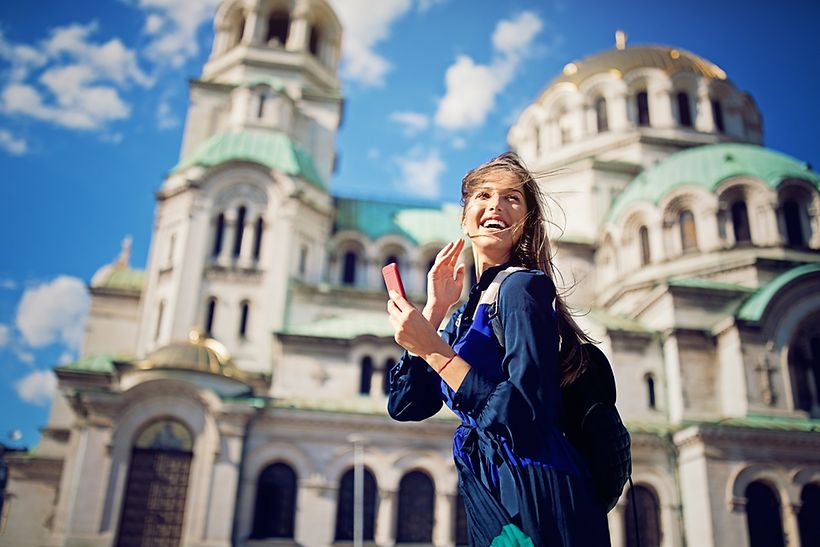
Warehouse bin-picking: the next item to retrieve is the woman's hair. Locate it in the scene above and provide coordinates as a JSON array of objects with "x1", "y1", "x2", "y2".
[{"x1": 460, "y1": 151, "x2": 592, "y2": 386}]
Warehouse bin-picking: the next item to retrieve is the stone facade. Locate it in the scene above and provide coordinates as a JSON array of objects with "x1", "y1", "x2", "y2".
[{"x1": 3, "y1": 1, "x2": 820, "y2": 547}]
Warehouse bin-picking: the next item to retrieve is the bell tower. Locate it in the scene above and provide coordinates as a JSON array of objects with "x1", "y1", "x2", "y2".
[{"x1": 134, "y1": 0, "x2": 342, "y2": 376}]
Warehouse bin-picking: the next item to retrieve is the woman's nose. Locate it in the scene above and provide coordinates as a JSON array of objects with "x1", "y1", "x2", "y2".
[{"x1": 487, "y1": 192, "x2": 502, "y2": 209}]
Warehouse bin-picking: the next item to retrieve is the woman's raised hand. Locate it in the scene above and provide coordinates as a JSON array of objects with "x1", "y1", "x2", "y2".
[{"x1": 424, "y1": 240, "x2": 466, "y2": 326}]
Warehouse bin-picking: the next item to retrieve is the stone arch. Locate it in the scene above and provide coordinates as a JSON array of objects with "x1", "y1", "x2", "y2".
[
  {"x1": 727, "y1": 464, "x2": 790, "y2": 512},
  {"x1": 715, "y1": 175, "x2": 774, "y2": 246},
  {"x1": 331, "y1": 231, "x2": 369, "y2": 286},
  {"x1": 102, "y1": 379, "x2": 221, "y2": 540},
  {"x1": 659, "y1": 186, "x2": 718, "y2": 256},
  {"x1": 777, "y1": 177, "x2": 820, "y2": 248}
]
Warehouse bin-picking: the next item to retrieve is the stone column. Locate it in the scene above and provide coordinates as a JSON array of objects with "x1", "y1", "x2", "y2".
[
  {"x1": 610, "y1": 92, "x2": 629, "y2": 131},
  {"x1": 375, "y1": 489, "x2": 397, "y2": 545},
  {"x1": 650, "y1": 82, "x2": 675, "y2": 128},
  {"x1": 700, "y1": 206, "x2": 721, "y2": 252},
  {"x1": 241, "y1": 8, "x2": 262, "y2": 46},
  {"x1": 287, "y1": 0, "x2": 310, "y2": 52},
  {"x1": 202, "y1": 424, "x2": 245, "y2": 544},
  {"x1": 609, "y1": 503, "x2": 626, "y2": 547},
  {"x1": 695, "y1": 78, "x2": 715, "y2": 133},
  {"x1": 433, "y1": 491, "x2": 454, "y2": 546},
  {"x1": 663, "y1": 334, "x2": 685, "y2": 424}
]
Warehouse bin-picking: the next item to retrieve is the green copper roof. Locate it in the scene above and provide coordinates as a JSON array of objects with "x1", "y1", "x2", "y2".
[
  {"x1": 737, "y1": 263, "x2": 820, "y2": 322},
  {"x1": 710, "y1": 414, "x2": 820, "y2": 432},
  {"x1": 667, "y1": 277, "x2": 755, "y2": 293},
  {"x1": 56, "y1": 353, "x2": 122, "y2": 374},
  {"x1": 608, "y1": 144, "x2": 820, "y2": 222},
  {"x1": 335, "y1": 198, "x2": 463, "y2": 245},
  {"x1": 172, "y1": 130, "x2": 325, "y2": 189},
  {"x1": 242, "y1": 77, "x2": 286, "y2": 92},
  {"x1": 282, "y1": 312, "x2": 394, "y2": 340},
  {"x1": 99, "y1": 267, "x2": 145, "y2": 291}
]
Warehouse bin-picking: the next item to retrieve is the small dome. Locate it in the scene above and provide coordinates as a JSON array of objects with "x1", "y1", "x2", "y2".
[
  {"x1": 545, "y1": 45, "x2": 727, "y2": 91},
  {"x1": 90, "y1": 236, "x2": 145, "y2": 292},
  {"x1": 134, "y1": 330, "x2": 247, "y2": 382},
  {"x1": 608, "y1": 143, "x2": 820, "y2": 222}
]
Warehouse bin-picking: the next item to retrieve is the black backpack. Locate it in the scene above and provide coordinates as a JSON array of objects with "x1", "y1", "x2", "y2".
[
  {"x1": 559, "y1": 343, "x2": 632, "y2": 512},
  {"x1": 486, "y1": 268, "x2": 632, "y2": 513}
]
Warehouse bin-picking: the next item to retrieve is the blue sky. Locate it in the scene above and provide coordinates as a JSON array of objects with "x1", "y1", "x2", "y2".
[{"x1": 1, "y1": 0, "x2": 818, "y2": 448}]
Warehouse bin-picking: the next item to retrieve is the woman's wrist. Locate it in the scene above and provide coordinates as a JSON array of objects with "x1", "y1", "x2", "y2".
[{"x1": 422, "y1": 300, "x2": 450, "y2": 326}]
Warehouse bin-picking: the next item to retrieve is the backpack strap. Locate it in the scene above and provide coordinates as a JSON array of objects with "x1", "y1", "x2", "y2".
[{"x1": 475, "y1": 266, "x2": 526, "y2": 348}]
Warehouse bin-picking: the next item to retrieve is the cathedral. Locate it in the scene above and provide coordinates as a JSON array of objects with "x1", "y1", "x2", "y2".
[{"x1": 3, "y1": 0, "x2": 820, "y2": 546}]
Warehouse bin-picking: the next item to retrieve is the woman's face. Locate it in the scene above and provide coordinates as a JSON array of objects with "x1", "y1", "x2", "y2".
[{"x1": 462, "y1": 170, "x2": 529, "y2": 263}]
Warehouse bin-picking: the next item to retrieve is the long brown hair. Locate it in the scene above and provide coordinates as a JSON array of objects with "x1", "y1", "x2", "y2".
[{"x1": 461, "y1": 151, "x2": 592, "y2": 386}]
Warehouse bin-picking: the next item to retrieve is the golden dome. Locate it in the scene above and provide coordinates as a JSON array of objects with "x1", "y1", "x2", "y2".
[
  {"x1": 130, "y1": 330, "x2": 247, "y2": 382},
  {"x1": 545, "y1": 44, "x2": 727, "y2": 91}
]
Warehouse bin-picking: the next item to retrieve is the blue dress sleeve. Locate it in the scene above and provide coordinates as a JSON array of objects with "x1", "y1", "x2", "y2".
[
  {"x1": 450, "y1": 271, "x2": 560, "y2": 454},
  {"x1": 386, "y1": 305, "x2": 463, "y2": 422}
]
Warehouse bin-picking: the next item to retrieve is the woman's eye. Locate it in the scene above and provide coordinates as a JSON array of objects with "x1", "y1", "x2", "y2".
[
  {"x1": 475, "y1": 191, "x2": 490, "y2": 199},
  {"x1": 507, "y1": 194, "x2": 519, "y2": 202}
]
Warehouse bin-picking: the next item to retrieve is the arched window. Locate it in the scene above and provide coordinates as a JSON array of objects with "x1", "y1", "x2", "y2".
[
  {"x1": 308, "y1": 25, "x2": 321, "y2": 57},
  {"x1": 233, "y1": 206, "x2": 247, "y2": 258},
  {"x1": 745, "y1": 481, "x2": 785, "y2": 547},
  {"x1": 117, "y1": 420, "x2": 193, "y2": 547},
  {"x1": 252, "y1": 217, "x2": 264, "y2": 260},
  {"x1": 645, "y1": 373, "x2": 657, "y2": 409},
  {"x1": 676, "y1": 92, "x2": 692, "y2": 127},
  {"x1": 731, "y1": 201, "x2": 751, "y2": 243},
  {"x1": 595, "y1": 97, "x2": 608, "y2": 133},
  {"x1": 624, "y1": 484, "x2": 661, "y2": 547},
  {"x1": 712, "y1": 99, "x2": 725, "y2": 132},
  {"x1": 799, "y1": 483, "x2": 820, "y2": 547},
  {"x1": 679, "y1": 209, "x2": 698, "y2": 252},
  {"x1": 455, "y1": 491, "x2": 469, "y2": 546},
  {"x1": 342, "y1": 251, "x2": 358, "y2": 285},
  {"x1": 359, "y1": 356, "x2": 373, "y2": 395},
  {"x1": 212, "y1": 213, "x2": 225, "y2": 257},
  {"x1": 257, "y1": 93, "x2": 266, "y2": 118},
  {"x1": 155, "y1": 300, "x2": 164, "y2": 341},
  {"x1": 251, "y1": 463, "x2": 297, "y2": 539},
  {"x1": 239, "y1": 300, "x2": 250, "y2": 338},
  {"x1": 636, "y1": 91, "x2": 650, "y2": 126},
  {"x1": 266, "y1": 12, "x2": 290, "y2": 46},
  {"x1": 334, "y1": 467, "x2": 377, "y2": 541},
  {"x1": 789, "y1": 315, "x2": 820, "y2": 415},
  {"x1": 384, "y1": 255, "x2": 399, "y2": 268},
  {"x1": 639, "y1": 225, "x2": 651, "y2": 266},
  {"x1": 396, "y1": 470, "x2": 435, "y2": 543},
  {"x1": 383, "y1": 358, "x2": 395, "y2": 395},
  {"x1": 204, "y1": 298, "x2": 217, "y2": 335},
  {"x1": 533, "y1": 125, "x2": 541, "y2": 156},
  {"x1": 783, "y1": 199, "x2": 806, "y2": 246},
  {"x1": 299, "y1": 244, "x2": 308, "y2": 276}
]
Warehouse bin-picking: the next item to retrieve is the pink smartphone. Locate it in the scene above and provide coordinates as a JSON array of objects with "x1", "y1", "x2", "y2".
[{"x1": 382, "y1": 263, "x2": 407, "y2": 299}]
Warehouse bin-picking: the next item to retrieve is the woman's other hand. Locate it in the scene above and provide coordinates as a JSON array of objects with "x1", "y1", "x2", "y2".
[{"x1": 424, "y1": 239, "x2": 466, "y2": 326}]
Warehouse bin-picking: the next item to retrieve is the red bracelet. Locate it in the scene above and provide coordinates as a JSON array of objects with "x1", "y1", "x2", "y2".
[{"x1": 437, "y1": 353, "x2": 457, "y2": 374}]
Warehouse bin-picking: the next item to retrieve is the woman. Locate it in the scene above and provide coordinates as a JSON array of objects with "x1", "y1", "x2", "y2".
[{"x1": 386, "y1": 152, "x2": 611, "y2": 546}]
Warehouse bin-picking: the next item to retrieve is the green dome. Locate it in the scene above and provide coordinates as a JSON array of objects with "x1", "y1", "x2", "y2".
[
  {"x1": 172, "y1": 130, "x2": 326, "y2": 190},
  {"x1": 607, "y1": 144, "x2": 820, "y2": 222}
]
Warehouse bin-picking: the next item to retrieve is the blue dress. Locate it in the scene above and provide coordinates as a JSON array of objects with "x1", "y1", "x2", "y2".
[{"x1": 388, "y1": 264, "x2": 611, "y2": 546}]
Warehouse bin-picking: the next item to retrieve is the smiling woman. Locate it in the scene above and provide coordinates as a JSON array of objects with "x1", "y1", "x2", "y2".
[{"x1": 386, "y1": 152, "x2": 610, "y2": 546}]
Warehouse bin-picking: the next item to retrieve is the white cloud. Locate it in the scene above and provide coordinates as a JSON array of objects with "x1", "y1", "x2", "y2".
[
  {"x1": 0, "y1": 278, "x2": 17, "y2": 289},
  {"x1": 418, "y1": 0, "x2": 449, "y2": 12},
  {"x1": 0, "y1": 22, "x2": 149, "y2": 131},
  {"x1": 451, "y1": 137, "x2": 466, "y2": 150},
  {"x1": 15, "y1": 349, "x2": 35, "y2": 364},
  {"x1": 395, "y1": 147, "x2": 446, "y2": 198},
  {"x1": 330, "y1": 0, "x2": 412, "y2": 86},
  {"x1": 156, "y1": 94, "x2": 179, "y2": 129},
  {"x1": 0, "y1": 129, "x2": 27, "y2": 155},
  {"x1": 435, "y1": 11, "x2": 543, "y2": 131},
  {"x1": 58, "y1": 351, "x2": 74, "y2": 365},
  {"x1": 0, "y1": 324, "x2": 9, "y2": 347},
  {"x1": 135, "y1": 0, "x2": 223, "y2": 68},
  {"x1": 389, "y1": 111, "x2": 429, "y2": 135},
  {"x1": 15, "y1": 370, "x2": 57, "y2": 406},
  {"x1": 16, "y1": 276, "x2": 89, "y2": 350},
  {"x1": 44, "y1": 23, "x2": 152, "y2": 87},
  {"x1": 492, "y1": 11, "x2": 543, "y2": 56}
]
